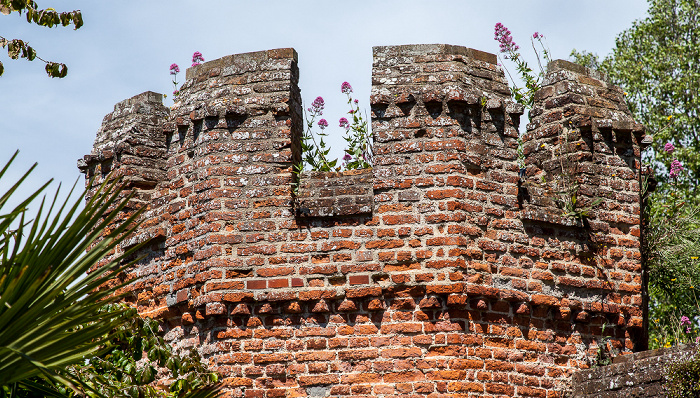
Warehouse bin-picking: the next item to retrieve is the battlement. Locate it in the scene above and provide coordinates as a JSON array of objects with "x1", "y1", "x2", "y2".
[{"x1": 79, "y1": 44, "x2": 647, "y2": 398}]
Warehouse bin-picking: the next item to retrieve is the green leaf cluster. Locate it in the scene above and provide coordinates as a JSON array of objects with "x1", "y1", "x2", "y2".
[
  {"x1": 499, "y1": 34, "x2": 551, "y2": 109},
  {"x1": 644, "y1": 189, "x2": 700, "y2": 349},
  {"x1": 68, "y1": 304, "x2": 220, "y2": 398},
  {"x1": 299, "y1": 111, "x2": 337, "y2": 173},
  {"x1": 0, "y1": 0, "x2": 82, "y2": 78},
  {"x1": 340, "y1": 93, "x2": 372, "y2": 171}
]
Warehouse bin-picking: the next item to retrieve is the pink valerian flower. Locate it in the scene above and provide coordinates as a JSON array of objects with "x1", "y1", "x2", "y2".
[
  {"x1": 494, "y1": 23, "x2": 519, "y2": 54},
  {"x1": 688, "y1": 326, "x2": 692, "y2": 334},
  {"x1": 664, "y1": 142, "x2": 675, "y2": 153},
  {"x1": 341, "y1": 81, "x2": 353, "y2": 94},
  {"x1": 173, "y1": 90, "x2": 180, "y2": 96},
  {"x1": 354, "y1": 99, "x2": 359, "y2": 104},
  {"x1": 318, "y1": 118, "x2": 328, "y2": 129},
  {"x1": 191, "y1": 51, "x2": 205, "y2": 67},
  {"x1": 343, "y1": 153, "x2": 352, "y2": 162},
  {"x1": 681, "y1": 316, "x2": 691, "y2": 326},
  {"x1": 670, "y1": 159, "x2": 684, "y2": 178},
  {"x1": 170, "y1": 63, "x2": 180, "y2": 75},
  {"x1": 308, "y1": 96, "x2": 325, "y2": 115},
  {"x1": 533, "y1": 32, "x2": 542, "y2": 39},
  {"x1": 339, "y1": 117, "x2": 350, "y2": 130}
]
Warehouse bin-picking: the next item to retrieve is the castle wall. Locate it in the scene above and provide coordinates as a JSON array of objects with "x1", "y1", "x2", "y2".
[{"x1": 79, "y1": 44, "x2": 647, "y2": 398}]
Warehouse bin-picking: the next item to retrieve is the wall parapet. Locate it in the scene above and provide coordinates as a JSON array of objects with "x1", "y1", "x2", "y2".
[
  {"x1": 79, "y1": 44, "x2": 647, "y2": 398},
  {"x1": 572, "y1": 344, "x2": 695, "y2": 397}
]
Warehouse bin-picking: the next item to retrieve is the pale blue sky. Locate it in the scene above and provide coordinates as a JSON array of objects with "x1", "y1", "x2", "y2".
[{"x1": 0, "y1": 1, "x2": 649, "y2": 209}]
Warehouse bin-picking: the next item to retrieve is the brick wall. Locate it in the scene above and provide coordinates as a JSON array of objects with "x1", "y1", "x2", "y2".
[{"x1": 79, "y1": 44, "x2": 649, "y2": 398}]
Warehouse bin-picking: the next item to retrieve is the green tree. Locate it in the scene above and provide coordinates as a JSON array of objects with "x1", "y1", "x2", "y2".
[
  {"x1": 0, "y1": 152, "x2": 220, "y2": 398},
  {"x1": 0, "y1": 0, "x2": 83, "y2": 77}
]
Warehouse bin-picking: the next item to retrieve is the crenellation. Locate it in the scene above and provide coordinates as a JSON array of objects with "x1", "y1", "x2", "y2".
[{"x1": 79, "y1": 44, "x2": 648, "y2": 397}]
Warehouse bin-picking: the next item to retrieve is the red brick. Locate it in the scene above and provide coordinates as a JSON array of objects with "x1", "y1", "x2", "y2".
[
  {"x1": 246, "y1": 280, "x2": 266, "y2": 290},
  {"x1": 348, "y1": 275, "x2": 370, "y2": 285}
]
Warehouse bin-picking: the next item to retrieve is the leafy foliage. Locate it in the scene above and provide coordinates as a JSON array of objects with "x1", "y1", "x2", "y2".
[
  {"x1": 493, "y1": 23, "x2": 550, "y2": 109},
  {"x1": 0, "y1": 0, "x2": 83, "y2": 78},
  {"x1": 298, "y1": 96, "x2": 337, "y2": 173},
  {"x1": 339, "y1": 83, "x2": 372, "y2": 170},
  {"x1": 644, "y1": 187, "x2": 700, "y2": 349},
  {"x1": 296, "y1": 83, "x2": 374, "y2": 175},
  {"x1": 68, "y1": 304, "x2": 220, "y2": 398},
  {"x1": 0, "y1": 151, "x2": 143, "y2": 395}
]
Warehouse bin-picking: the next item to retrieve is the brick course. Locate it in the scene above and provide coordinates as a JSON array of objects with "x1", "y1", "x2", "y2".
[{"x1": 79, "y1": 44, "x2": 649, "y2": 397}]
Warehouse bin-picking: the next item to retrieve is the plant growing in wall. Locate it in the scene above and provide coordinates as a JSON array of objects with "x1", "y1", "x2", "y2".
[
  {"x1": 299, "y1": 96, "x2": 337, "y2": 173},
  {"x1": 493, "y1": 23, "x2": 550, "y2": 109},
  {"x1": 493, "y1": 23, "x2": 550, "y2": 168},
  {"x1": 339, "y1": 82, "x2": 372, "y2": 170},
  {"x1": 297, "y1": 81, "x2": 373, "y2": 173},
  {"x1": 167, "y1": 52, "x2": 204, "y2": 100}
]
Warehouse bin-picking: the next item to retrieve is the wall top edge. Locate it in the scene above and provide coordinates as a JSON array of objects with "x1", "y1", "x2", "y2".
[
  {"x1": 113, "y1": 91, "x2": 164, "y2": 112},
  {"x1": 185, "y1": 48, "x2": 298, "y2": 81},
  {"x1": 547, "y1": 59, "x2": 606, "y2": 81},
  {"x1": 372, "y1": 44, "x2": 497, "y2": 65}
]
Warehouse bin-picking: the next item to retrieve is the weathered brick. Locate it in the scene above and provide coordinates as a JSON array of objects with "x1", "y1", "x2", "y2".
[{"x1": 83, "y1": 45, "x2": 645, "y2": 398}]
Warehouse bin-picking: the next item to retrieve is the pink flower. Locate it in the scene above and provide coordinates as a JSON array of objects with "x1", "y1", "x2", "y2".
[
  {"x1": 354, "y1": 99, "x2": 359, "y2": 104},
  {"x1": 664, "y1": 142, "x2": 675, "y2": 153},
  {"x1": 494, "y1": 23, "x2": 519, "y2": 53},
  {"x1": 318, "y1": 118, "x2": 328, "y2": 129},
  {"x1": 339, "y1": 117, "x2": 349, "y2": 130},
  {"x1": 308, "y1": 96, "x2": 325, "y2": 115},
  {"x1": 341, "y1": 81, "x2": 353, "y2": 94},
  {"x1": 687, "y1": 326, "x2": 692, "y2": 334},
  {"x1": 191, "y1": 51, "x2": 205, "y2": 67},
  {"x1": 670, "y1": 159, "x2": 684, "y2": 178},
  {"x1": 170, "y1": 63, "x2": 180, "y2": 75},
  {"x1": 681, "y1": 315, "x2": 691, "y2": 326},
  {"x1": 173, "y1": 90, "x2": 179, "y2": 96},
  {"x1": 343, "y1": 153, "x2": 352, "y2": 162}
]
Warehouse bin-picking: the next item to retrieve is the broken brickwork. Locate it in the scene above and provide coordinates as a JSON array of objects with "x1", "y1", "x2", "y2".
[{"x1": 79, "y1": 44, "x2": 648, "y2": 398}]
